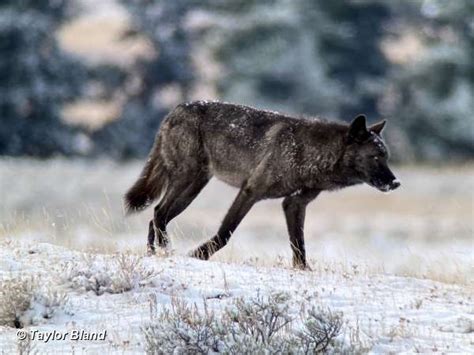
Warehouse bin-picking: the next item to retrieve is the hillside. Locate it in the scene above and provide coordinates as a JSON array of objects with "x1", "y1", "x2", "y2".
[{"x1": 0, "y1": 240, "x2": 472, "y2": 353}]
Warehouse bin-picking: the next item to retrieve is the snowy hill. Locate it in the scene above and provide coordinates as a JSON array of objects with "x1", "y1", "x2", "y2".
[{"x1": 0, "y1": 240, "x2": 472, "y2": 353}]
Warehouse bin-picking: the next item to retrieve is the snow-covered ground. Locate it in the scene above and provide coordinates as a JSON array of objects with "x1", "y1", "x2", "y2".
[
  {"x1": 0, "y1": 240, "x2": 472, "y2": 353},
  {"x1": 0, "y1": 159, "x2": 473, "y2": 352}
]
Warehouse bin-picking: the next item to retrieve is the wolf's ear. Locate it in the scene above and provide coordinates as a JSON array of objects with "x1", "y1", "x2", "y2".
[
  {"x1": 348, "y1": 114, "x2": 368, "y2": 142},
  {"x1": 368, "y1": 120, "x2": 386, "y2": 135}
]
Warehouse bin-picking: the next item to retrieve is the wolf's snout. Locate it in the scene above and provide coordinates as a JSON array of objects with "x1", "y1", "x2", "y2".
[{"x1": 389, "y1": 179, "x2": 401, "y2": 190}]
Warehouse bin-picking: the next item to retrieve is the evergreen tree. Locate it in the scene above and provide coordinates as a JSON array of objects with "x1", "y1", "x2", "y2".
[
  {"x1": 203, "y1": 0, "x2": 389, "y2": 120},
  {"x1": 387, "y1": 0, "x2": 474, "y2": 160},
  {"x1": 94, "y1": 0, "x2": 472, "y2": 161},
  {"x1": 0, "y1": 0, "x2": 86, "y2": 157},
  {"x1": 95, "y1": 0, "x2": 391, "y2": 160},
  {"x1": 94, "y1": 0, "x2": 201, "y2": 159}
]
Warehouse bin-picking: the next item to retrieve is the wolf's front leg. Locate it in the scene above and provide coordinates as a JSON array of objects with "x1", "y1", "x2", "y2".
[
  {"x1": 282, "y1": 189, "x2": 321, "y2": 270},
  {"x1": 190, "y1": 187, "x2": 257, "y2": 260}
]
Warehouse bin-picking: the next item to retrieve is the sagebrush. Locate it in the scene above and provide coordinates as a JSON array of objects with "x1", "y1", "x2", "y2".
[
  {"x1": 0, "y1": 276, "x2": 68, "y2": 328},
  {"x1": 60, "y1": 253, "x2": 158, "y2": 295},
  {"x1": 143, "y1": 292, "x2": 343, "y2": 354}
]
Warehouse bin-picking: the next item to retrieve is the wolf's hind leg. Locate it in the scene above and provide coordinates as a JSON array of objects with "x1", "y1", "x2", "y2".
[
  {"x1": 190, "y1": 186, "x2": 257, "y2": 260},
  {"x1": 282, "y1": 189, "x2": 320, "y2": 269},
  {"x1": 148, "y1": 174, "x2": 209, "y2": 254},
  {"x1": 147, "y1": 220, "x2": 156, "y2": 255}
]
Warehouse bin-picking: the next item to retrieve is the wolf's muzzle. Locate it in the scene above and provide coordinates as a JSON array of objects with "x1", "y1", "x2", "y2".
[{"x1": 389, "y1": 179, "x2": 401, "y2": 190}]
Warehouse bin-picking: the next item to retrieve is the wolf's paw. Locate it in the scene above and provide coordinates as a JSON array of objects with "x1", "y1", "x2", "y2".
[
  {"x1": 161, "y1": 246, "x2": 174, "y2": 257},
  {"x1": 188, "y1": 248, "x2": 210, "y2": 261},
  {"x1": 148, "y1": 244, "x2": 174, "y2": 257},
  {"x1": 293, "y1": 262, "x2": 312, "y2": 271},
  {"x1": 147, "y1": 245, "x2": 156, "y2": 257}
]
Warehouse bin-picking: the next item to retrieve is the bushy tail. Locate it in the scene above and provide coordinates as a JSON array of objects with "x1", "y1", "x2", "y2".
[{"x1": 124, "y1": 137, "x2": 168, "y2": 214}]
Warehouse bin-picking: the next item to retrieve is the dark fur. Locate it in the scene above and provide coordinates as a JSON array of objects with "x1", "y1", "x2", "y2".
[{"x1": 125, "y1": 101, "x2": 400, "y2": 268}]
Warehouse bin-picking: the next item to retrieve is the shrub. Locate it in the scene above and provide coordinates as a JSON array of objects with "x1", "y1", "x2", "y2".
[
  {"x1": 143, "y1": 300, "x2": 225, "y2": 354},
  {"x1": 60, "y1": 253, "x2": 158, "y2": 295},
  {"x1": 0, "y1": 276, "x2": 35, "y2": 328},
  {"x1": 295, "y1": 306, "x2": 343, "y2": 354},
  {"x1": 143, "y1": 292, "x2": 343, "y2": 354},
  {"x1": 0, "y1": 276, "x2": 69, "y2": 328}
]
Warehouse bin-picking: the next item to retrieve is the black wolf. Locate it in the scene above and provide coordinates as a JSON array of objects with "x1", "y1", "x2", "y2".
[{"x1": 125, "y1": 101, "x2": 400, "y2": 269}]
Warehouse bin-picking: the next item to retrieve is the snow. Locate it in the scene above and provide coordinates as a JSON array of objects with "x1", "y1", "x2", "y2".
[
  {"x1": 0, "y1": 240, "x2": 472, "y2": 353},
  {"x1": 0, "y1": 159, "x2": 472, "y2": 352}
]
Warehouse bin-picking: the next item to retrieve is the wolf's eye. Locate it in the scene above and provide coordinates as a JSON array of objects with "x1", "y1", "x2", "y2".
[{"x1": 373, "y1": 156, "x2": 379, "y2": 162}]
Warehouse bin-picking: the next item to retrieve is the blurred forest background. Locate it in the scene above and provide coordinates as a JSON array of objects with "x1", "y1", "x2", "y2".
[{"x1": 1, "y1": 0, "x2": 473, "y2": 162}]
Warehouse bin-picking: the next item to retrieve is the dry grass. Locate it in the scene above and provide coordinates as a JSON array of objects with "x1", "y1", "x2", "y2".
[
  {"x1": 0, "y1": 276, "x2": 36, "y2": 328},
  {"x1": 0, "y1": 159, "x2": 472, "y2": 285},
  {"x1": 0, "y1": 276, "x2": 68, "y2": 328}
]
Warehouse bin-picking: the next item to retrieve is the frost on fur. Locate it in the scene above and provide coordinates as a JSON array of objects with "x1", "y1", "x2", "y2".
[{"x1": 142, "y1": 292, "x2": 344, "y2": 354}]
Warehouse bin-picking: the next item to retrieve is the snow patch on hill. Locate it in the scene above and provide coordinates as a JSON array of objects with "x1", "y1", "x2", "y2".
[{"x1": 0, "y1": 240, "x2": 472, "y2": 353}]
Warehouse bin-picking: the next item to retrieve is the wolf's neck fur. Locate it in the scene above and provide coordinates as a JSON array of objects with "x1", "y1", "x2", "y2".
[{"x1": 295, "y1": 121, "x2": 361, "y2": 190}]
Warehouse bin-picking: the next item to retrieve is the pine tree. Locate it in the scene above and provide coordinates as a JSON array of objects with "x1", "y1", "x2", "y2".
[
  {"x1": 94, "y1": 0, "x2": 200, "y2": 159},
  {"x1": 95, "y1": 0, "x2": 391, "y2": 160},
  {"x1": 387, "y1": 0, "x2": 474, "y2": 160},
  {"x1": 203, "y1": 0, "x2": 389, "y2": 120},
  {"x1": 0, "y1": 0, "x2": 86, "y2": 157}
]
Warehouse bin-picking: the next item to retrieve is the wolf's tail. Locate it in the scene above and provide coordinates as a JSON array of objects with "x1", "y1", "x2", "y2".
[{"x1": 124, "y1": 136, "x2": 168, "y2": 214}]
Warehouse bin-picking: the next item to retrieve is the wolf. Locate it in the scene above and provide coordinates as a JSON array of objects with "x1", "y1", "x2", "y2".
[{"x1": 125, "y1": 101, "x2": 400, "y2": 269}]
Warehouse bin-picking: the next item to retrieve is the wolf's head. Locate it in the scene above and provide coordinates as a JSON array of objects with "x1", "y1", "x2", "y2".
[{"x1": 342, "y1": 114, "x2": 400, "y2": 192}]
